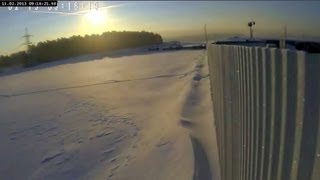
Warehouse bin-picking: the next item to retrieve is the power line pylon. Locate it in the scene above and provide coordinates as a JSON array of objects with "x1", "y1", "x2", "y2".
[{"x1": 22, "y1": 27, "x2": 33, "y2": 51}]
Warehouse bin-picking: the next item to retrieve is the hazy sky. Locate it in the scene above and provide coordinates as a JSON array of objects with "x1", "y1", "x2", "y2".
[{"x1": 0, "y1": 1, "x2": 320, "y2": 55}]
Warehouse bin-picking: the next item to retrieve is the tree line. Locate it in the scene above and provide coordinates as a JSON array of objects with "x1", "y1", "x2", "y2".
[{"x1": 0, "y1": 31, "x2": 163, "y2": 68}]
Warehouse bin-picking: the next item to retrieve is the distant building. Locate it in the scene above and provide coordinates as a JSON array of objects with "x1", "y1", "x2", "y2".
[
  {"x1": 213, "y1": 36, "x2": 266, "y2": 47},
  {"x1": 213, "y1": 36, "x2": 320, "y2": 53}
]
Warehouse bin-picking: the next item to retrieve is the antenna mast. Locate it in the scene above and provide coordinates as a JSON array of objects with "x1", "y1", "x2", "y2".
[{"x1": 248, "y1": 20, "x2": 255, "y2": 39}]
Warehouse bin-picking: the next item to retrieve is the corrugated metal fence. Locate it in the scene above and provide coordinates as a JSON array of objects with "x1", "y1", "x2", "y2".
[{"x1": 207, "y1": 44, "x2": 320, "y2": 180}]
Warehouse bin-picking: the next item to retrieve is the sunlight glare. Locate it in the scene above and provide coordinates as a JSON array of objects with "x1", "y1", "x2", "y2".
[{"x1": 84, "y1": 10, "x2": 107, "y2": 26}]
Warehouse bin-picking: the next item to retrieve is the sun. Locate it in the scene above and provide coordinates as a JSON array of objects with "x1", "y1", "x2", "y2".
[
  {"x1": 84, "y1": 10, "x2": 107, "y2": 26},
  {"x1": 81, "y1": 10, "x2": 109, "y2": 34}
]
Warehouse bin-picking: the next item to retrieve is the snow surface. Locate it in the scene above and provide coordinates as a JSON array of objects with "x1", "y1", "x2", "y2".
[{"x1": 0, "y1": 50, "x2": 220, "y2": 180}]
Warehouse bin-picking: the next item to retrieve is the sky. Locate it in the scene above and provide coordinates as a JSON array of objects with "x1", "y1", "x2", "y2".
[{"x1": 0, "y1": 1, "x2": 320, "y2": 55}]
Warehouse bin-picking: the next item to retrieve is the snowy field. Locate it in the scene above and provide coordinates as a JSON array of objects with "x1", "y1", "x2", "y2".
[{"x1": 0, "y1": 50, "x2": 220, "y2": 180}]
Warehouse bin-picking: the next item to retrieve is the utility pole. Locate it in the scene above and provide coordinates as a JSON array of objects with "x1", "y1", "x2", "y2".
[
  {"x1": 22, "y1": 27, "x2": 32, "y2": 52},
  {"x1": 204, "y1": 24, "x2": 208, "y2": 45},
  {"x1": 284, "y1": 24, "x2": 287, "y2": 49},
  {"x1": 284, "y1": 25, "x2": 287, "y2": 40},
  {"x1": 280, "y1": 25, "x2": 287, "y2": 49},
  {"x1": 204, "y1": 24, "x2": 208, "y2": 51}
]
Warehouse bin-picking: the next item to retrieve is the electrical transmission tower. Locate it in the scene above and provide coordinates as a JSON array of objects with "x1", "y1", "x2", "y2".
[{"x1": 22, "y1": 27, "x2": 33, "y2": 51}]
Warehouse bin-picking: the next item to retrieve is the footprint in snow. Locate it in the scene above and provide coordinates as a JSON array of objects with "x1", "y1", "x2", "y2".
[
  {"x1": 180, "y1": 118, "x2": 194, "y2": 128},
  {"x1": 41, "y1": 150, "x2": 63, "y2": 164}
]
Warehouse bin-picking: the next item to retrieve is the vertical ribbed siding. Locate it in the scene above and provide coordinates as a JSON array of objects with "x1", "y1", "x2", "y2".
[
  {"x1": 207, "y1": 45, "x2": 320, "y2": 180},
  {"x1": 276, "y1": 50, "x2": 289, "y2": 180},
  {"x1": 290, "y1": 52, "x2": 306, "y2": 180},
  {"x1": 256, "y1": 48, "x2": 264, "y2": 180},
  {"x1": 239, "y1": 46, "x2": 244, "y2": 180},
  {"x1": 281, "y1": 50, "x2": 298, "y2": 180},
  {"x1": 298, "y1": 53, "x2": 320, "y2": 180},
  {"x1": 260, "y1": 48, "x2": 269, "y2": 180},
  {"x1": 269, "y1": 49, "x2": 283, "y2": 180},
  {"x1": 253, "y1": 47, "x2": 261, "y2": 180},
  {"x1": 244, "y1": 47, "x2": 249, "y2": 180}
]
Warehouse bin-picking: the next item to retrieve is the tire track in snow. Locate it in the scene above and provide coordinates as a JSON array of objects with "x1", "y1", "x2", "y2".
[
  {"x1": 179, "y1": 53, "x2": 217, "y2": 180},
  {"x1": 0, "y1": 69, "x2": 197, "y2": 98},
  {"x1": 190, "y1": 135, "x2": 212, "y2": 180}
]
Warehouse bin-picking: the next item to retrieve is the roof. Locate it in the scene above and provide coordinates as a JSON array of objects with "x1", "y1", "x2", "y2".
[{"x1": 214, "y1": 36, "x2": 264, "y2": 43}]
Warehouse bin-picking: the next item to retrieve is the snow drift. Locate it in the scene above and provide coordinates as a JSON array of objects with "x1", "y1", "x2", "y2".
[{"x1": 0, "y1": 50, "x2": 220, "y2": 180}]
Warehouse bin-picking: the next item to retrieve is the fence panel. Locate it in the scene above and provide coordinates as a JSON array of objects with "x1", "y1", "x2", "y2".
[{"x1": 207, "y1": 44, "x2": 320, "y2": 180}]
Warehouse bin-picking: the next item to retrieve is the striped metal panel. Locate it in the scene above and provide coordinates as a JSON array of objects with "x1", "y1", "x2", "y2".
[{"x1": 207, "y1": 45, "x2": 320, "y2": 180}]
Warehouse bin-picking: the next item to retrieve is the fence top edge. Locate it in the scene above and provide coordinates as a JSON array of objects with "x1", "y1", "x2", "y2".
[{"x1": 207, "y1": 44, "x2": 320, "y2": 57}]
